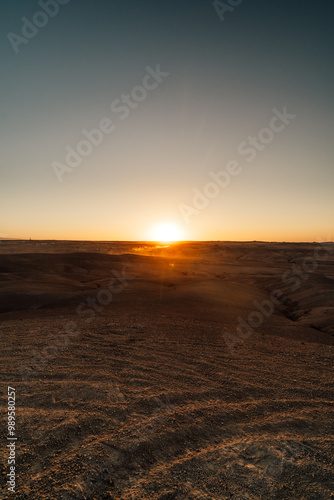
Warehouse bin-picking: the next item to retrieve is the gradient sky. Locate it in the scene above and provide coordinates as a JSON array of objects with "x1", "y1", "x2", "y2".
[{"x1": 1, "y1": 0, "x2": 333, "y2": 241}]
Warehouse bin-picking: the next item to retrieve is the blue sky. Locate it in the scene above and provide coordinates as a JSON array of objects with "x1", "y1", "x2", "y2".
[{"x1": 1, "y1": 0, "x2": 333, "y2": 241}]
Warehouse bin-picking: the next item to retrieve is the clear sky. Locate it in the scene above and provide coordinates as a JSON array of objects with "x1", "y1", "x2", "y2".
[{"x1": 1, "y1": 0, "x2": 333, "y2": 241}]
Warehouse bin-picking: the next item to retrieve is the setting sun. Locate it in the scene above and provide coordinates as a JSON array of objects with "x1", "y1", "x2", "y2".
[{"x1": 149, "y1": 222, "x2": 184, "y2": 243}]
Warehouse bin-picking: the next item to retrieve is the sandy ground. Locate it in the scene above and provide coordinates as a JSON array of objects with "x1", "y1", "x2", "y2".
[{"x1": 0, "y1": 240, "x2": 333, "y2": 499}]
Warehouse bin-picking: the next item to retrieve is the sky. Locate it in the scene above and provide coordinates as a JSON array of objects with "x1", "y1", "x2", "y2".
[{"x1": 1, "y1": 0, "x2": 333, "y2": 242}]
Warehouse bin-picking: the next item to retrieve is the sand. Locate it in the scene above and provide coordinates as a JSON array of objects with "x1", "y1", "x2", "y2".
[{"x1": 0, "y1": 240, "x2": 333, "y2": 499}]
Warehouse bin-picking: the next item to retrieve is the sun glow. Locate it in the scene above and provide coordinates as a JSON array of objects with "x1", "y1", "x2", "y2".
[{"x1": 149, "y1": 222, "x2": 183, "y2": 243}]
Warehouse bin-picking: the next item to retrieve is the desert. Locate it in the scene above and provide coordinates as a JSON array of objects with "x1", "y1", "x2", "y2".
[{"x1": 0, "y1": 240, "x2": 333, "y2": 499}]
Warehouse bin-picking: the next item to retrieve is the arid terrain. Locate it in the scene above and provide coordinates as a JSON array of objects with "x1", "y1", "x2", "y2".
[{"x1": 0, "y1": 240, "x2": 333, "y2": 499}]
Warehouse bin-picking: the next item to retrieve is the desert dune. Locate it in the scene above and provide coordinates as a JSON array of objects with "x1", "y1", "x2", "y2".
[{"x1": 1, "y1": 240, "x2": 333, "y2": 499}]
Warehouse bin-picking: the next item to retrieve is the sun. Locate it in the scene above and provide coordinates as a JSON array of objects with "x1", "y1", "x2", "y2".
[{"x1": 149, "y1": 222, "x2": 183, "y2": 243}]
